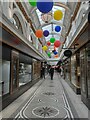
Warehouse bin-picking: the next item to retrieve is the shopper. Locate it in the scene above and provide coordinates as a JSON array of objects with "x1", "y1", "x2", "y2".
[
  {"x1": 50, "y1": 65, "x2": 54, "y2": 80},
  {"x1": 48, "y1": 65, "x2": 51, "y2": 76},
  {"x1": 60, "y1": 66, "x2": 63, "y2": 77},
  {"x1": 42, "y1": 66, "x2": 45, "y2": 79}
]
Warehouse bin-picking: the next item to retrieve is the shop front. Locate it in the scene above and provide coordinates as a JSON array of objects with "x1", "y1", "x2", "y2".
[
  {"x1": 1, "y1": 44, "x2": 33, "y2": 96},
  {"x1": 2, "y1": 44, "x2": 33, "y2": 109},
  {"x1": 80, "y1": 41, "x2": 90, "y2": 109}
]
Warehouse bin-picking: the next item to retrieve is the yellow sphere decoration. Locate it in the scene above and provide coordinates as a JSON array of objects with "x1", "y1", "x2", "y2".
[
  {"x1": 54, "y1": 10, "x2": 63, "y2": 21},
  {"x1": 42, "y1": 46, "x2": 48, "y2": 51}
]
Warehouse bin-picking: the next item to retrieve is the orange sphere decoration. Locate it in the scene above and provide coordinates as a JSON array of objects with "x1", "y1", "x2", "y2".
[
  {"x1": 54, "y1": 40, "x2": 61, "y2": 47},
  {"x1": 47, "y1": 41, "x2": 51, "y2": 46},
  {"x1": 54, "y1": 54, "x2": 58, "y2": 58},
  {"x1": 35, "y1": 29, "x2": 43, "y2": 38}
]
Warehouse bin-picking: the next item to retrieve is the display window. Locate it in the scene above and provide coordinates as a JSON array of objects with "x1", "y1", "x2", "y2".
[
  {"x1": 80, "y1": 44, "x2": 90, "y2": 98},
  {"x1": 19, "y1": 63, "x2": 32, "y2": 87}
]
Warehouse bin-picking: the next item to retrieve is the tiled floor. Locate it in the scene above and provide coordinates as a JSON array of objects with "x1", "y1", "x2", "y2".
[{"x1": 0, "y1": 72, "x2": 88, "y2": 119}]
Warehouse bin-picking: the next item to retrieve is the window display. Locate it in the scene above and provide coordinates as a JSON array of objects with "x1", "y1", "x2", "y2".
[{"x1": 19, "y1": 63, "x2": 32, "y2": 87}]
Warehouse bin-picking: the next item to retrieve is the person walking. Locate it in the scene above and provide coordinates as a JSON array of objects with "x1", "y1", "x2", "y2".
[
  {"x1": 48, "y1": 65, "x2": 51, "y2": 76},
  {"x1": 50, "y1": 65, "x2": 54, "y2": 80},
  {"x1": 42, "y1": 66, "x2": 45, "y2": 79},
  {"x1": 60, "y1": 66, "x2": 63, "y2": 77}
]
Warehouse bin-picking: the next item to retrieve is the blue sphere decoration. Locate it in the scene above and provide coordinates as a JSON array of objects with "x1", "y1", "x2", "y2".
[
  {"x1": 54, "y1": 51, "x2": 58, "y2": 55},
  {"x1": 55, "y1": 26, "x2": 61, "y2": 32},
  {"x1": 37, "y1": 0, "x2": 53, "y2": 13},
  {"x1": 43, "y1": 30, "x2": 49, "y2": 37}
]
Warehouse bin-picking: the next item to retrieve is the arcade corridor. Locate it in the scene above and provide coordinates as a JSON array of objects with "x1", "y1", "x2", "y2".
[{"x1": 0, "y1": 0, "x2": 90, "y2": 119}]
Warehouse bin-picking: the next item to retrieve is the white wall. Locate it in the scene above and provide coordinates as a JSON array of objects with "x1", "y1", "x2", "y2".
[{"x1": 2, "y1": 61, "x2": 10, "y2": 95}]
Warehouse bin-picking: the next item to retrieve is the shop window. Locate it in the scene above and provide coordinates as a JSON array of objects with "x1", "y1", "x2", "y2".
[{"x1": 19, "y1": 63, "x2": 32, "y2": 87}]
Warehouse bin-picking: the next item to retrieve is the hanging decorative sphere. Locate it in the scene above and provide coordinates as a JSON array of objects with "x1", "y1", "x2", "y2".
[
  {"x1": 47, "y1": 52, "x2": 51, "y2": 57},
  {"x1": 54, "y1": 54, "x2": 58, "y2": 58},
  {"x1": 54, "y1": 10, "x2": 63, "y2": 21},
  {"x1": 42, "y1": 46, "x2": 48, "y2": 51},
  {"x1": 54, "y1": 51, "x2": 58, "y2": 55},
  {"x1": 55, "y1": 26, "x2": 61, "y2": 32},
  {"x1": 35, "y1": 29, "x2": 43, "y2": 38},
  {"x1": 47, "y1": 41, "x2": 51, "y2": 46},
  {"x1": 37, "y1": 0, "x2": 53, "y2": 13},
  {"x1": 43, "y1": 30, "x2": 49, "y2": 37},
  {"x1": 50, "y1": 37, "x2": 55, "y2": 43},
  {"x1": 28, "y1": 0, "x2": 37, "y2": 6},
  {"x1": 54, "y1": 40, "x2": 61, "y2": 47}
]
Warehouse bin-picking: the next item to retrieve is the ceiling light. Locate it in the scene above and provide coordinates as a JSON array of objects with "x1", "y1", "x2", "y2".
[{"x1": 41, "y1": 12, "x2": 53, "y2": 23}]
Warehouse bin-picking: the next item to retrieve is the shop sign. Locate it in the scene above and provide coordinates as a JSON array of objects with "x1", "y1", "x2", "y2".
[{"x1": 64, "y1": 50, "x2": 72, "y2": 57}]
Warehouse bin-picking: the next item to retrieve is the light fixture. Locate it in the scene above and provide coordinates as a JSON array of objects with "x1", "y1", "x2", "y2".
[{"x1": 41, "y1": 12, "x2": 53, "y2": 23}]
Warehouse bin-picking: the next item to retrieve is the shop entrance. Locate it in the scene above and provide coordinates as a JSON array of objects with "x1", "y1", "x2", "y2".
[{"x1": 10, "y1": 50, "x2": 19, "y2": 94}]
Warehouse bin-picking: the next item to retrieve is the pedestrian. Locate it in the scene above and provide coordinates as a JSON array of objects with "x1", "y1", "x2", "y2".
[
  {"x1": 58, "y1": 66, "x2": 61, "y2": 73},
  {"x1": 42, "y1": 66, "x2": 45, "y2": 79},
  {"x1": 60, "y1": 66, "x2": 63, "y2": 77},
  {"x1": 50, "y1": 65, "x2": 54, "y2": 80},
  {"x1": 48, "y1": 65, "x2": 51, "y2": 76}
]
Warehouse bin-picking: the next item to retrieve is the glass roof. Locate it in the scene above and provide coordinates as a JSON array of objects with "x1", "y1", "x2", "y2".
[
  {"x1": 35, "y1": 2, "x2": 68, "y2": 59},
  {"x1": 53, "y1": 0, "x2": 68, "y2": 3},
  {"x1": 36, "y1": 5, "x2": 65, "y2": 25}
]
